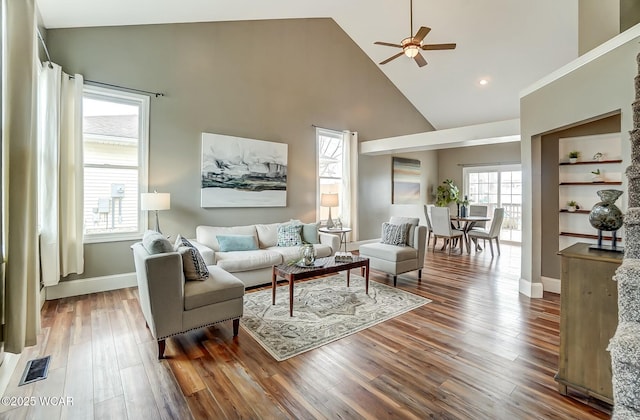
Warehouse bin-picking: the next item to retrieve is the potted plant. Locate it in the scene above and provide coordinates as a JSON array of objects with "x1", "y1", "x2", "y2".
[
  {"x1": 568, "y1": 151, "x2": 580, "y2": 164},
  {"x1": 567, "y1": 200, "x2": 578, "y2": 212},
  {"x1": 436, "y1": 179, "x2": 459, "y2": 207},
  {"x1": 591, "y1": 169, "x2": 603, "y2": 182}
]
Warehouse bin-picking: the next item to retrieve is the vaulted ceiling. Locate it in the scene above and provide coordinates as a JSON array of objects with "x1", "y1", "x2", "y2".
[{"x1": 36, "y1": 0, "x2": 578, "y2": 130}]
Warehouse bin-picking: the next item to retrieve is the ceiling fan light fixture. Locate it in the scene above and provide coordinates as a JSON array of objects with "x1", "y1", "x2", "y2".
[
  {"x1": 404, "y1": 44, "x2": 419, "y2": 58},
  {"x1": 401, "y1": 37, "x2": 419, "y2": 58}
]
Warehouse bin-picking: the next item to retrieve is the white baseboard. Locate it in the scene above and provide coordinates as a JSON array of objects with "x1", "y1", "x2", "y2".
[
  {"x1": 519, "y1": 278, "x2": 544, "y2": 298},
  {"x1": 541, "y1": 276, "x2": 561, "y2": 294},
  {"x1": 45, "y1": 272, "x2": 137, "y2": 300},
  {"x1": 0, "y1": 352, "x2": 20, "y2": 398}
]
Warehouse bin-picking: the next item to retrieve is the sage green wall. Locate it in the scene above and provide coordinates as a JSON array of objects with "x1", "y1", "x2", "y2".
[
  {"x1": 358, "y1": 150, "x2": 439, "y2": 239},
  {"x1": 579, "y1": 0, "x2": 619, "y2": 55},
  {"x1": 620, "y1": 0, "x2": 640, "y2": 31},
  {"x1": 539, "y1": 114, "x2": 620, "y2": 281},
  {"x1": 436, "y1": 142, "x2": 522, "y2": 202},
  {"x1": 47, "y1": 18, "x2": 434, "y2": 280},
  {"x1": 520, "y1": 33, "x2": 636, "y2": 296}
]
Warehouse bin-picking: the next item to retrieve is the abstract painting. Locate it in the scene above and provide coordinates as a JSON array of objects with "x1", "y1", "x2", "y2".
[
  {"x1": 201, "y1": 133, "x2": 288, "y2": 207},
  {"x1": 392, "y1": 157, "x2": 421, "y2": 204}
]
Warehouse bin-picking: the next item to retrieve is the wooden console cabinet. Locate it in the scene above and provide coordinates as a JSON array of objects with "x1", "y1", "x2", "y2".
[{"x1": 556, "y1": 242, "x2": 622, "y2": 404}]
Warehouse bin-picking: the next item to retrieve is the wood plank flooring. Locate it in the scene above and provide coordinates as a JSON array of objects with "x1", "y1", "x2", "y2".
[{"x1": 0, "y1": 243, "x2": 611, "y2": 419}]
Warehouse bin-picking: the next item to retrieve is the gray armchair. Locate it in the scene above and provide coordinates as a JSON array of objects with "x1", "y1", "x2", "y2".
[
  {"x1": 358, "y1": 217, "x2": 427, "y2": 287},
  {"x1": 131, "y1": 242, "x2": 245, "y2": 359}
]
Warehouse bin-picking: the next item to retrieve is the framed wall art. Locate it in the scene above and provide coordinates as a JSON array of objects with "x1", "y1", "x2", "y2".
[
  {"x1": 201, "y1": 133, "x2": 288, "y2": 207},
  {"x1": 392, "y1": 157, "x2": 421, "y2": 204}
]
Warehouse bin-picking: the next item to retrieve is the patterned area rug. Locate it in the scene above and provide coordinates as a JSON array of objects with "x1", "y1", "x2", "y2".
[{"x1": 240, "y1": 273, "x2": 431, "y2": 361}]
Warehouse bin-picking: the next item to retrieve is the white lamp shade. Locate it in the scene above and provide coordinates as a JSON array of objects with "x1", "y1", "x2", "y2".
[
  {"x1": 141, "y1": 192, "x2": 170, "y2": 211},
  {"x1": 320, "y1": 193, "x2": 339, "y2": 208}
]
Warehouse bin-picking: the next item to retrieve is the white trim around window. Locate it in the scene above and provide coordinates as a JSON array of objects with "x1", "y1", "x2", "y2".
[{"x1": 82, "y1": 86, "x2": 149, "y2": 243}]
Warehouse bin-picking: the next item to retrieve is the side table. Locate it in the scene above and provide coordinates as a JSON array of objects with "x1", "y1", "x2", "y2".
[{"x1": 319, "y1": 227, "x2": 352, "y2": 253}]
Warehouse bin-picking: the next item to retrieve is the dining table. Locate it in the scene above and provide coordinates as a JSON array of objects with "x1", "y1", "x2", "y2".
[{"x1": 450, "y1": 215, "x2": 491, "y2": 254}]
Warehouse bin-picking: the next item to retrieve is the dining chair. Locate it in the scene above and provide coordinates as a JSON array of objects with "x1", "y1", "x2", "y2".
[
  {"x1": 430, "y1": 207, "x2": 464, "y2": 254},
  {"x1": 423, "y1": 204, "x2": 436, "y2": 249},
  {"x1": 467, "y1": 208, "x2": 505, "y2": 257},
  {"x1": 469, "y1": 205, "x2": 488, "y2": 229}
]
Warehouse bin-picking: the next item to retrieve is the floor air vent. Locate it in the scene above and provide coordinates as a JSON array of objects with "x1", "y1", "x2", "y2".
[{"x1": 18, "y1": 356, "x2": 51, "y2": 386}]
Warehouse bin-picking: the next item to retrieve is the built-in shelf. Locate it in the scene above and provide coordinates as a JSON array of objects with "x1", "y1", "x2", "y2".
[
  {"x1": 558, "y1": 133, "x2": 624, "y2": 251},
  {"x1": 559, "y1": 159, "x2": 622, "y2": 166},
  {"x1": 559, "y1": 181, "x2": 622, "y2": 186},
  {"x1": 560, "y1": 232, "x2": 622, "y2": 242}
]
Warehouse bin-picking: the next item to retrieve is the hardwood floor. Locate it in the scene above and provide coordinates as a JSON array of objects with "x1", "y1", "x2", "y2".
[{"x1": 0, "y1": 243, "x2": 611, "y2": 419}]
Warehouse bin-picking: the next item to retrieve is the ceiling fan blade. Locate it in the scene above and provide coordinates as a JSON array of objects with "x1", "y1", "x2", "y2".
[
  {"x1": 414, "y1": 53, "x2": 428, "y2": 67},
  {"x1": 379, "y1": 51, "x2": 405, "y2": 65},
  {"x1": 422, "y1": 43, "x2": 457, "y2": 50},
  {"x1": 374, "y1": 41, "x2": 403, "y2": 48},
  {"x1": 414, "y1": 26, "x2": 431, "y2": 43}
]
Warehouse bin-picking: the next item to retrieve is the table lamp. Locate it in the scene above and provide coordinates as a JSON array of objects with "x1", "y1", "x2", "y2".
[
  {"x1": 141, "y1": 191, "x2": 170, "y2": 234},
  {"x1": 321, "y1": 193, "x2": 339, "y2": 229}
]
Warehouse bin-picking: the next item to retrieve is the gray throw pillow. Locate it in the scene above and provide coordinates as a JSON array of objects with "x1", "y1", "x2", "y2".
[
  {"x1": 174, "y1": 235, "x2": 209, "y2": 280},
  {"x1": 176, "y1": 246, "x2": 209, "y2": 281},
  {"x1": 142, "y1": 230, "x2": 173, "y2": 254},
  {"x1": 380, "y1": 222, "x2": 411, "y2": 247}
]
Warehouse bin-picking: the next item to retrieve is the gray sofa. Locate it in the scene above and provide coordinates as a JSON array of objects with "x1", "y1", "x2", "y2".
[{"x1": 191, "y1": 221, "x2": 340, "y2": 287}]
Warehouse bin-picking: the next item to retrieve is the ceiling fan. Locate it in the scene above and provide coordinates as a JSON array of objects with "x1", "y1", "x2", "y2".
[{"x1": 374, "y1": 0, "x2": 456, "y2": 67}]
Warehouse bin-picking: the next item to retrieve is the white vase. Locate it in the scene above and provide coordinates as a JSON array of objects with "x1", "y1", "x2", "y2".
[
  {"x1": 569, "y1": 157, "x2": 577, "y2": 164},
  {"x1": 567, "y1": 206, "x2": 576, "y2": 212}
]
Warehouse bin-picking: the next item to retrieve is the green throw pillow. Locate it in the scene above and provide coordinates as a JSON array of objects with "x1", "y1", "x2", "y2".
[{"x1": 216, "y1": 235, "x2": 259, "y2": 252}]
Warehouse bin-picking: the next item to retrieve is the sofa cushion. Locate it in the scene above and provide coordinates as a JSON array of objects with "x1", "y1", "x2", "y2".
[
  {"x1": 381, "y1": 222, "x2": 410, "y2": 246},
  {"x1": 184, "y1": 266, "x2": 244, "y2": 310},
  {"x1": 196, "y1": 225, "x2": 257, "y2": 251},
  {"x1": 217, "y1": 235, "x2": 259, "y2": 252},
  {"x1": 267, "y1": 244, "x2": 333, "y2": 262},
  {"x1": 255, "y1": 223, "x2": 280, "y2": 248},
  {"x1": 359, "y1": 242, "x2": 417, "y2": 262},
  {"x1": 389, "y1": 216, "x2": 420, "y2": 246},
  {"x1": 174, "y1": 235, "x2": 209, "y2": 280},
  {"x1": 215, "y1": 249, "x2": 283, "y2": 272},
  {"x1": 142, "y1": 230, "x2": 173, "y2": 254},
  {"x1": 277, "y1": 224, "x2": 302, "y2": 247}
]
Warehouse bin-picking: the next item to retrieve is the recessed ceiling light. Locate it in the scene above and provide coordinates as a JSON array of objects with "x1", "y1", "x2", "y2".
[{"x1": 479, "y1": 79, "x2": 489, "y2": 86}]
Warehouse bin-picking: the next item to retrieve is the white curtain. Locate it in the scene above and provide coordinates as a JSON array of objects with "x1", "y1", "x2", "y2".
[
  {"x1": 38, "y1": 63, "x2": 84, "y2": 286},
  {"x1": 2, "y1": 0, "x2": 40, "y2": 353},
  {"x1": 341, "y1": 131, "x2": 358, "y2": 241}
]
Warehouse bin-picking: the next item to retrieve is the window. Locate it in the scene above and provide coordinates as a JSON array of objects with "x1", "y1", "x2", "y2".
[
  {"x1": 82, "y1": 86, "x2": 148, "y2": 242},
  {"x1": 317, "y1": 128, "x2": 345, "y2": 223},
  {"x1": 463, "y1": 164, "x2": 522, "y2": 242}
]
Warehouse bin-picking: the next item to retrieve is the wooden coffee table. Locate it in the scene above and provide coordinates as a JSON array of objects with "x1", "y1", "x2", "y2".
[{"x1": 272, "y1": 256, "x2": 370, "y2": 316}]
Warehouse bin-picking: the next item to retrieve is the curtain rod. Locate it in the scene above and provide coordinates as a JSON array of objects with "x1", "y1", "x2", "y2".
[
  {"x1": 36, "y1": 28, "x2": 54, "y2": 69},
  {"x1": 71, "y1": 76, "x2": 165, "y2": 98},
  {"x1": 312, "y1": 124, "x2": 354, "y2": 134},
  {"x1": 457, "y1": 161, "x2": 520, "y2": 167},
  {"x1": 36, "y1": 28, "x2": 164, "y2": 98}
]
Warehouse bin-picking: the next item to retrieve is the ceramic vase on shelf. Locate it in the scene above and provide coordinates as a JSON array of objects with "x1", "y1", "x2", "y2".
[{"x1": 589, "y1": 189, "x2": 624, "y2": 250}]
